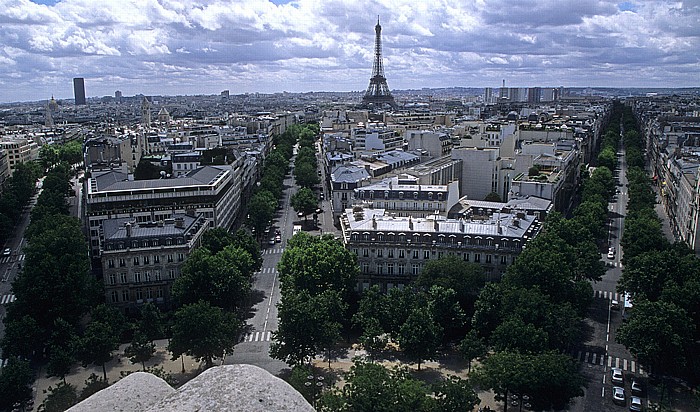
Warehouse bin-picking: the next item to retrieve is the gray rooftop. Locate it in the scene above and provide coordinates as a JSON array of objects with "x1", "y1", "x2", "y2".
[
  {"x1": 331, "y1": 165, "x2": 371, "y2": 183},
  {"x1": 103, "y1": 214, "x2": 202, "y2": 241},
  {"x1": 91, "y1": 165, "x2": 229, "y2": 192}
]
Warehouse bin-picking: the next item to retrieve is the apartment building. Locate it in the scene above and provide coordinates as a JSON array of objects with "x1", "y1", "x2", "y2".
[
  {"x1": 341, "y1": 207, "x2": 542, "y2": 290},
  {"x1": 101, "y1": 212, "x2": 208, "y2": 312},
  {"x1": 0, "y1": 137, "x2": 39, "y2": 175},
  {"x1": 85, "y1": 165, "x2": 241, "y2": 256}
]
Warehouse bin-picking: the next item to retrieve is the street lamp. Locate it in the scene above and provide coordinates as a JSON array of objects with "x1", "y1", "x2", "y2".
[{"x1": 305, "y1": 375, "x2": 325, "y2": 408}]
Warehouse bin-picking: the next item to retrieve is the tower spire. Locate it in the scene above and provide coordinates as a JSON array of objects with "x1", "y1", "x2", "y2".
[{"x1": 362, "y1": 16, "x2": 397, "y2": 109}]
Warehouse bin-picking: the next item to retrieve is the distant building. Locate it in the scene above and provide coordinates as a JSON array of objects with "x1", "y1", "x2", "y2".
[
  {"x1": 73, "y1": 78, "x2": 86, "y2": 105},
  {"x1": 0, "y1": 137, "x2": 40, "y2": 175},
  {"x1": 115, "y1": 90, "x2": 122, "y2": 101},
  {"x1": 100, "y1": 212, "x2": 208, "y2": 312}
]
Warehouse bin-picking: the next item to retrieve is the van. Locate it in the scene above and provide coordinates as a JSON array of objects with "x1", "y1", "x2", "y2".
[{"x1": 293, "y1": 225, "x2": 302, "y2": 236}]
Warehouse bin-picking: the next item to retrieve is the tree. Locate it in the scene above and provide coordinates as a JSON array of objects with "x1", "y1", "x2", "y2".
[
  {"x1": 398, "y1": 306, "x2": 442, "y2": 371},
  {"x1": 201, "y1": 227, "x2": 234, "y2": 254},
  {"x1": 78, "y1": 321, "x2": 120, "y2": 382},
  {"x1": 0, "y1": 314, "x2": 43, "y2": 360},
  {"x1": 616, "y1": 300, "x2": 694, "y2": 375},
  {"x1": 248, "y1": 190, "x2": 276, "y2": 237},
  {"x1": 231, "y1": 229, "x2": 263, "y2": 271},
  {"x1": 277, "y1": 235, "x2": 359, "y2": 300},
  {"x1": 37, "y1": 382, "x2": 78, "y2": 412},
  {"x1": 458, "y1": 330, "x2": 487, "y2": 372},
  {"x1": 0, "y1": 357, "x2": 34, "y2": 411},
  {"x1": 432, "y1": 375, "x2": 480, "y2": 412},
  {"x1": 416, "y1": 255, "x2": 485, "y2": 315},
  {"x1": 318, "y1": 360, "x2": 432, "y2": 412},
  {"x1": 293, "y1": 161, "x2": 320, "y2": 188},
  {"x1": 172, "y1": 247, "x2": 253, "y2": 312},
  {"x1": 490, "y1": 318, "x2": 548, "y2": 354},
  {"x1": 484, "y1": 191, "x2": 502, "y2": 202},
  {"x1": 270, "y1": 290, "x2": 346, "y2": 368},
  {"x1": 79, "y1": 373, "x2": 110, "y2": 401},
  {"x1": 168, "y1": 301, "x2": 242, "y2": 368},
  {"x1": 124, "y1": 332, "x2": 156, "y2": 371},
  {"x1": 134, "y1": 158, "x2": 168, "y2": 180},
  {"x1": 39, "y1": 145, "x2": 60, "y2": 171},
  {"x1": 291, "y1": 187, "x2": 318, "y2": 219},
  {"x1": 138, "y1": 302, "x2": 165, "y2": 342},
  {"x1": 46, "y1": 318, "x2": 78, "y2": 383}
]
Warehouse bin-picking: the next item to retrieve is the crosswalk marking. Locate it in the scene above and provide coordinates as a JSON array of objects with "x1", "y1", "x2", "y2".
[
  {"x1": 240, "y1": 330, "x2": 274, "y2": 343},
  {"x1": 0, "y1": 254, "x2": 24, "y2": 264},
  {"x1": 574, "y1": 350, "x2": 645, "y2": 376},
  {"x1": 257, "y1": 267, "x2": 277, "y2": 275},
  {"x1": 593, "y1": 290, "x2": 621, "y2": 301},
  {"x1": 262, "y1": 248, "x2": 285, "y2": 255},
  {"x1": 1, "y1": 294, "x2": 15, "y2": 304}
]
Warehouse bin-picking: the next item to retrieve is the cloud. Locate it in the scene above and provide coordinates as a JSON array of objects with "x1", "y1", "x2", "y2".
[{"x1": 0, "y1": 0, "x2": 698, "y2": 102}]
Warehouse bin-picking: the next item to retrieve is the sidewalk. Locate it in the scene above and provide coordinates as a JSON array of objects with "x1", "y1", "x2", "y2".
[{"x1": 32, "y1": 339, "x2": 201, "y2": 409}]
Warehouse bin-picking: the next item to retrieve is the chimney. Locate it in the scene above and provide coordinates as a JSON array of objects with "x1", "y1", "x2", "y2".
[
  {"x1": 125, "y1": 222, "x2": 132, "y2": 237},
  {"x1": 372, "y1": 215, "x2": 377, "y2": 229},
  {"x1": 408, "y1": 216, "x2": 413, "y2": 230},
  {"x1": 185, "y1": 208, "x2": 195, "y2": 217}
]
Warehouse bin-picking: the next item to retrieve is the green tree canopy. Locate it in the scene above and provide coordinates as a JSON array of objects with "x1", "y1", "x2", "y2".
[
  {"x1": 168, "y1": 301, "x2": 243, "y2": 368},
  {"x1": 78, "y1": 320, "x2": 120, "y2": 382},
  {"x1": 291, "y1": 187, "x2": 318, "y2": 218}
]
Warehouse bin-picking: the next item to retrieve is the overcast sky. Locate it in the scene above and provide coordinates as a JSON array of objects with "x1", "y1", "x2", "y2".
[{"x1": 1, "y1": 0, "x2": 698, "y2": 103}]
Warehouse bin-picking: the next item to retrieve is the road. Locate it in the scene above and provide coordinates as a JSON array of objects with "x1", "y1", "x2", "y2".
[
  {"x1": 571, "y1": 136, "x2": 649, "y2": 411},
  {"x1": 224, "y1": 147, "x2": 339, "y2": 375}
]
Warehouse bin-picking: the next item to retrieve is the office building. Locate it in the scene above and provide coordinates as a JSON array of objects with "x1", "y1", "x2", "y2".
[{"x1": 73, "y1": 77, "x2": 86, "y2": 105}]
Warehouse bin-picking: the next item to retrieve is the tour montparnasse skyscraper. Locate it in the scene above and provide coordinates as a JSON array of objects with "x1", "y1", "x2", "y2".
[{"x1": 362, "y1": 16, "x2": 397, "y2": 109}]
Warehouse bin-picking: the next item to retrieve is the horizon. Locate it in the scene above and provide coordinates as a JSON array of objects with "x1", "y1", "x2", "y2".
[{"x1": 1, "y1": 0, "x2": 698, "y2": 103}]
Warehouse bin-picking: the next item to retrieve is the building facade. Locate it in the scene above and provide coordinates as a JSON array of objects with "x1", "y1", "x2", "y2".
[
  {"x1": 101, "y1": 213, "x2": 208, "y2": 312},
  {"x1": 341, "y1": 207, "x2": 542, "y2": 290}
]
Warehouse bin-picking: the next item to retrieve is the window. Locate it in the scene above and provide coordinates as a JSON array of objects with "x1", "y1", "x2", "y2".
[
  {"x1": 178, "y1": 253, "x2": 185, "y2": 262},
  {"x1": 486, "y1": 255, "x2": 492, "y2": 263},
  {"x1": 412, "y1": 264, "x2": 420, "y2": 275},
  {"x1": 388, "y1": 249, "x2": 394, "y2": 258},
  {"x1": 474, "y1": 254, "x2": 481, "y2": 263},
  {"x1": 377, "y1": 263, "x2": 383, "y2": 275},
  {"x1": 108, "y1": 259, "x2": 115, "y2": 269},
  {"x1": 121, "y1": 290, "x2": 129, "y2": 302},
  {"x1": 363, "y1": 248, "x2": 369, "y2": 257},
  {"x1": 412, "y1": 250, "x2": 419, "y2": 259},
  {"x1": 145, "y1": 271, "x2": 151, "y2": 282},
  {"x1": 377, "y1": 249, "x2": 383, "y2": 257},
  {"x1": 168, "y1": 269, "x2": 175, "y2": 279},
  {"x1": 134, "y1": 272, "x2": 142, "y2": 283},
  {"x1": 156, "y1": 289, "x2": 164, "y2": 299},
  {"x1": 110, "y1": 290, "x2": 118, "y2": 303},
  {"x1": 120, "y1": 273, "x2": 127, "y2": 283},
  {"x1": 398, "y1": 264, "x2": 405, "y2": 275},
  {"x1": 155, "y1": 270, "x2": 161, "y2": 281},
  {"x1": 399, "y1": 250, "x2": 405, "y2": 258},
  {"x1": 167, "y1": 254, "x2": 174, "y2": 263},
  {"x1": 424, "y1": 250, "x2": 430, "y2": 259},
  {"x1": 133, "y1": 257, "x2": 140, "y2": 266},
  {"x1": 353, "y1": 248, "x2": 358, "y2": 255},
  {"x1": 119, "y1": 258, "x2": 126, "y2": 267},
  {"x1": 500, "y1": 255, "x2": 507, "y2": 264},
  {"x1": 154, "y1": 255, "x2": 160, "y2": 264},
  {"x1": 144, "y1": 256, "x2": 150, "y2": 265},
  {"x1": 136, "y1": 290, "x2": 143, "y2": 301},
  {"x1": 147, "y1": 289, "x2": 153, "y2": 299},
  {"x1": 387, "y1": 263, "x2": 394, "y2": 275},
  {"x1": 362, "y1": 263, "x2": 370, "y2": 273},
  {"x1": 464, "y1": 253, "x2": 470, "y2": 262},
  {"x1": 108, "y1": 273, "x2": 116, "y2": 285}
]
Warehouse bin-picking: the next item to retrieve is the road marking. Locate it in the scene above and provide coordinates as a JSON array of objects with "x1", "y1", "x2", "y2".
[
  {"x1": 623, "y1": 359, "x2": 628, "y2": 371},
  {"x1": 615, "y1": 358, "x2": 620, "y2": 368},
  {"x1": 631, "y1": 360, "x2": 636, "y2": 372},
  {"x1": 592, "y1": 353, "x2": 597, "y2": 364},
  {"x1": 608, "y1": 356, "x2": 612, "y2": 367}
]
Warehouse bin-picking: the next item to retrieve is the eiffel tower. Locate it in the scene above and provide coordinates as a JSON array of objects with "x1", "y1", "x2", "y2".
[{"x1": 362, "y1": 17, "x2": 397, "y2": 109}]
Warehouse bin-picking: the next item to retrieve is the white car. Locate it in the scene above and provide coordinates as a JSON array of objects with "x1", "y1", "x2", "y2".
[
  {"x1": 2, "y1": 248, "x2": 10, "y2": 256},
  {"x1": 629, "y1": 396, "x2": 642, "y2": 411},
  {"x1": 613, "y1": 386, "x2": 626, "y2": 405},
  {"x1": 611, "y1": 367, "x2": 624, "y2": 384},
  {"x1": 607, "y1": 247, "x2": 616, "y2": 259}
]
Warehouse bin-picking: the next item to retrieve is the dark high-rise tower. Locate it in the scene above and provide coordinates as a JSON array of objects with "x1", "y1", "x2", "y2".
[
  {"x1": 362, "y1": 17, "x2": 397, "y2": 109},
  {"x1": 73, "y1": 77, "x2": 86, "y2": 105}
]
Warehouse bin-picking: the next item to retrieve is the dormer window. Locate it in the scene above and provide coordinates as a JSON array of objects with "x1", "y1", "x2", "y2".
[
  {"x1": 414, "y1": 192, "x2": 418, "y2": 199},
  {"x1": 428, "y1": 192, "x2": 433, "y2": 200}
]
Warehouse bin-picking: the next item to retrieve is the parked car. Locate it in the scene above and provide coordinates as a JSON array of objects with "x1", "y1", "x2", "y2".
[
  {"x1": 629, "y1": 396, "x2": 642, "y2": 411},
  {"x1": 631, "y1": 379, "x2": 644, "y2": 395},
  {"x1": 613, "y1": 386, "x2": 626, "y2": 405},
  {"x1": 268, "y1": 238, "x2": 276, "y2": 245},
  {"x1": 611, "y1": 367, "x2": 624, "y2": 384},
  {"x1": 275, "y1": 235, "x2": 281, "y2": 243},
  {"x1": 611, "y1": 299, "x2": 620, "y2": 310},
  {"x1": 2, "y1": 248, "x2": 10, "y2": 256},
  {"x1": 607, "y1": 247, "x2": 616, "y2": 259}
]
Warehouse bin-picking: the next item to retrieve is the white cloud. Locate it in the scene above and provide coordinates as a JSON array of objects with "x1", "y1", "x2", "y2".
[{"x1": 0, "y1": 0, "x2": 698, "y2": 102}]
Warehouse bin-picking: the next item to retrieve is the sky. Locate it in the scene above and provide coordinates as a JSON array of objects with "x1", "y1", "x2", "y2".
[{"x1": 0, "y1": 0, "x2": 698, "y2": 103}]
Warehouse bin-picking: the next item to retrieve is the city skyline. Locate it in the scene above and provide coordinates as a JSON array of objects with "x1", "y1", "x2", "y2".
[{"x1": 0, "y1": 0, "x2": 698, "y2": 103}]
